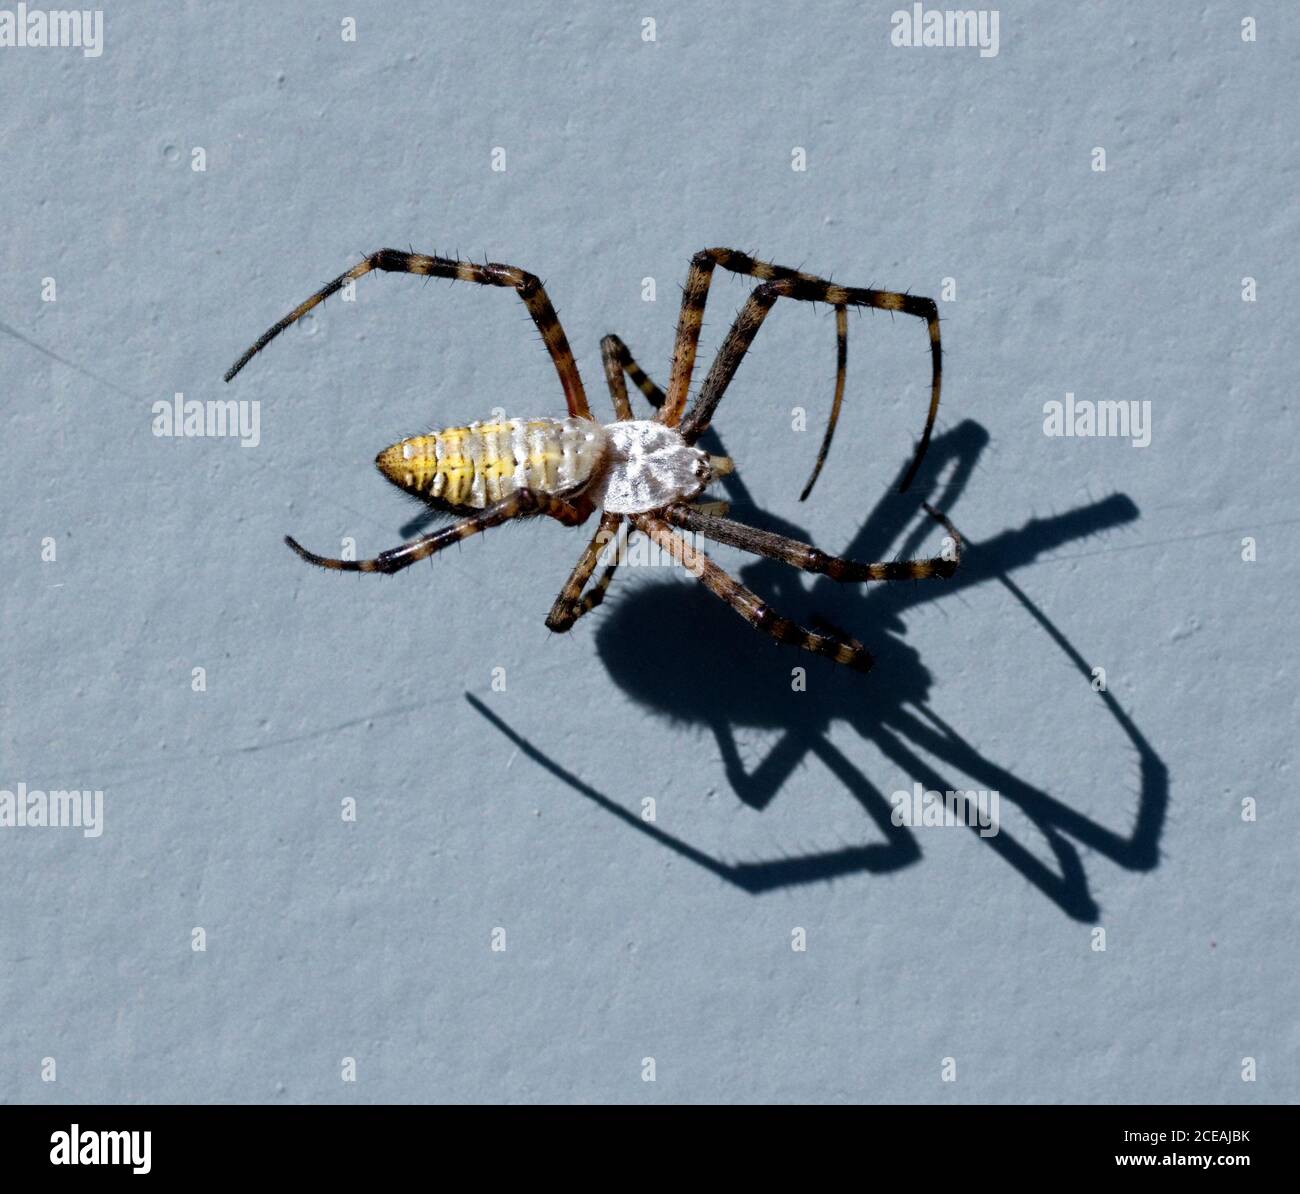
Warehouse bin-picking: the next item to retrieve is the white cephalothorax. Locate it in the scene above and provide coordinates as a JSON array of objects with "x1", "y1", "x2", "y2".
[{"x1": 589, "y1": 419, "x2": 711, "y2": 514}]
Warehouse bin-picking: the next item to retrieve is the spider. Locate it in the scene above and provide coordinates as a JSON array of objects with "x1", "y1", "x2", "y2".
[{"x1": 224, "y1": 247, "x2": 959, "y2": 673}]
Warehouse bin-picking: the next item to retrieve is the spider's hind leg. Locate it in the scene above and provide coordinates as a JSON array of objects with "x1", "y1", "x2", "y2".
[
  {"x1": 631, "y1": 514, "x2": 874, "y2": 673},
  {"x1": 288, "y1": 488, "x2": 584, "y2": 576},
  {"x1": 662, "y1": 502, "x2": 962, "y2": 583}
]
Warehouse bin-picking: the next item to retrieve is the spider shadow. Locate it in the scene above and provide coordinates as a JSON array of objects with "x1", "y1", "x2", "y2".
[{"x1": 468, "y1": 420, "x2": 1168, "y2": 921}]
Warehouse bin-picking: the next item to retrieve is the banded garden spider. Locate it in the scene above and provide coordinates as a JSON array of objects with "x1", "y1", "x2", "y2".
[{"x1": 225, "y1": 247, "x2": 959, "y2": 673}]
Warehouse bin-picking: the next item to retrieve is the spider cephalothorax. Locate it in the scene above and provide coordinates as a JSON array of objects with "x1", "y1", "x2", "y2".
[{"x1": 226, "y1": 247, "x2": 959, "y2": 674}]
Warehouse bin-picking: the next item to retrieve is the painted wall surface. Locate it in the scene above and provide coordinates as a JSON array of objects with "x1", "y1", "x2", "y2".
[{"x1": 1, "y1": 2, "x2": 1294, "y2": 1103}]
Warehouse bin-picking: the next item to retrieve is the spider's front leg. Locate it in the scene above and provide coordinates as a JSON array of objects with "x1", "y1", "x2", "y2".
[
  {"x1": 287, "y1": 489, "x2": 584, "y2": 576},
  {"x1": 225, "y1": 248, "x2": 591, "y2": 419},
  {"x1": 660, "y1": 248, "x2": 938, "y2": 494}
]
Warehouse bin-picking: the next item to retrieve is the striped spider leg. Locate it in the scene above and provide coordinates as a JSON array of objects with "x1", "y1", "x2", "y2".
[
  {"x1": 625, "y1": 502, "x2": 961, "y2": 676},
  {"x1": 225, "y1": 248, "x2": 604, "y2": 569},
  {"x1": 631, "y1": 514, "x2": 876, "y2": 673},
  {"x1": 658, "y1": 248, "x2": 941, "y2": 495},
  {"x1": 662, "y1": 502, "x2": 962, "y2": 585},
  {"x1": 560, "y1": 328, "x2": 959, "y2": 672},
  {"x1": 545, "y1": 333, "x2": 733, "y2": 634},
  {"x1": 545, "y1": 512, "x2": 627, "y2": 632},
  {"x1": 285, "y1": 487, "x2": 590, "y2": 574},
  {"x1": 224, "y1": 247, "x2": 592, "y2": 421}
]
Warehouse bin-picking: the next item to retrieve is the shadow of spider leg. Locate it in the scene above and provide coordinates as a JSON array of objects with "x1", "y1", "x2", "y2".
[{"x1": 550, "y1": 422, "x2": 1159, "y2": 920}]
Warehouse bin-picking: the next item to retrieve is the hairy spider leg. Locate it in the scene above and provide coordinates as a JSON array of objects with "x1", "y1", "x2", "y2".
[
  {"x1": 678, "y1": 268, "x2": 941, "y2": 492},
  {"x1": 285, "y1": 488, "x2": 585, "y2": 575},
  {"x1": 661, "y1": 501, "x2": 962, "y2": 582},
  {"x1": 225, "y1": 248, "x2": 591, "y2": 420},
  {"x1": 540, "y1": 336, "x2": 664, "y2": 629},
  {"x1": 599, "y1": 336, "x2": 637, "y2": 421},
  {"x1": 601, "y1": 333, "x2": 733, "y2": 476},
  {"x1": 659, "y1": 248, "x2": 940, "y2": 493},
  {"x1": 547, "y1": 333, "x2": 673, "y2": 626},
  {"x1": 549, "y1": 337, "x2": 734, "y2": 631},
  {"x1": 601, "y1": 333, "x2": 668, "y2": 415},
  {"x1": 799, "y1": 304, "x2": 848, "y2": 502},
  {"x1": 568, "y1": 520, "x2": 629, "y2": 624},
  {"x1": 630, "y1": 514, "x2": 875, "y2": 673},
  {"x1": 546, "y1": 511, "x2": 625, "y2": 632}
]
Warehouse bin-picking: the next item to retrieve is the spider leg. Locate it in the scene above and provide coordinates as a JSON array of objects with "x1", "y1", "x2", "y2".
[
  {"x1": 550, "y1": 493, "x2": 595, "y2": 527},
  {"x1": 226, "y1": 248, "x2": 590, "y2": 419},
  {"x1": 679, "y1": 273, "x2": 940, "y2": 492},
  {"x1": 657, "y1": 250, "x2": 855, "y2": 429},
  {"x1": 600, "y1": 333, "x2": 667, "y2": 418},
  {"x1": 799, "y1": 304, "x2": 848, "y2": 501},
  {"x1": 286, "y1": 488, "x2": 583, "y2": 576},
  {"x1": 600, "y1": 334, "x2": 734, "y2": 479},
  {"x1": 630, "y1": 514, "x2": 874, "y2": 673},
  {"x1": 660, "y1": 248, "x2": 940, "y2": 493},
  {"x1": 546, "y1": 512, "x2": 625, "y2": 631},
  {"x1": 662, "y1": 502, "x2": 962, "y2": 582},
  {"x1": 567, "y1": 547, "x2": 624, "y2": 624}
]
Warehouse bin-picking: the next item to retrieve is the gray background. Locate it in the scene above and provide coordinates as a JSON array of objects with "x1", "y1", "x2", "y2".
[{"x1": 2, "y1": 1, "x2": 1295, "y2": 1104}]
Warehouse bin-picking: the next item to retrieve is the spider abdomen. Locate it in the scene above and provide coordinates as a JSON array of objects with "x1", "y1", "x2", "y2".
[{"x1": 376, "y1": 416, "x2": 607, "y2": 508}]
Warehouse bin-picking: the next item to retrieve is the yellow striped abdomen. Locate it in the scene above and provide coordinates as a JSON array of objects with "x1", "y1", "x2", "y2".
[{"x1": 375, "y1": 417, "x2": 607, "y2": 508}]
